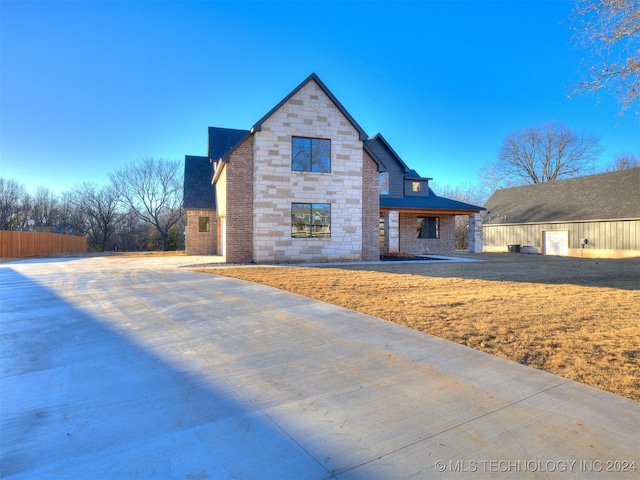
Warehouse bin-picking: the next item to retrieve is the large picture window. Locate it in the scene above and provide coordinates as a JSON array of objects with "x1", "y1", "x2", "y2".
[
  {"x1": 417, "y1": 216, "x2": 439, "y2": 239},
  {"x1": 292, "y1": 137, "x2": 331, "y2": 173},
  {"x1": 291, "y1": 203, "x2": 331, "y2": 238}
]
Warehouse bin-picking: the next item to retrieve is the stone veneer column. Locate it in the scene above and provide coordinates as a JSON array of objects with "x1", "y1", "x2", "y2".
[
  {"x1": 387, "y1": 211, "x2": 399, "y2": 253},
  {"x1": 468, "y1": 213, "x2": 483, "y2": 253}
]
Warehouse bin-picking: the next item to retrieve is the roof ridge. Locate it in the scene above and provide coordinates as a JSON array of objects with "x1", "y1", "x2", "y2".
[{"x1": 250, "y1": 73, "x2": 368, "y2": 141}]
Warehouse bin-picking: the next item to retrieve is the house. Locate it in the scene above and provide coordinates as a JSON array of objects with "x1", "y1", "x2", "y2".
[
  {"x1": 482, "y1": 168, "x2": 640, "y2": 258},
  {"x1": 183, "y1": 73, "x2": 484, "y2": 262}
]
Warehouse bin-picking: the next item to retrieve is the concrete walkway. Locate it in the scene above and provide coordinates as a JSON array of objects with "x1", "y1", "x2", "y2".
[{"x1": 1, "y1": 256, "x2": 638, "y2": 479}]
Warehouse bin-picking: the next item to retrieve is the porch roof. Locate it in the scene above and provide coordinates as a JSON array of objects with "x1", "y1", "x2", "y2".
[{"x1": 381, "y1": 190, "x2": 485, "y2": 214}]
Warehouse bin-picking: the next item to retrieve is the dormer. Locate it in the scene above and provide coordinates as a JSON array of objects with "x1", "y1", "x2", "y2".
[
  {"x1": 365, "y1": 134, "x2": 433, "y2": 199},
  {"x1": 404, "y1": 169, "x2": 432, "y2": 197}
]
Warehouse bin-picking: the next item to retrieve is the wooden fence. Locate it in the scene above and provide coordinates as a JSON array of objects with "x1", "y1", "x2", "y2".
[{"x1": 0, "y1": 231, "x2": 88, "y2": 258}]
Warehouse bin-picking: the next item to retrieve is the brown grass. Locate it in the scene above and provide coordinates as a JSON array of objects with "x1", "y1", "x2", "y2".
[{"x1": 197, "y1": 254, "x2": 640, "y2": 401}]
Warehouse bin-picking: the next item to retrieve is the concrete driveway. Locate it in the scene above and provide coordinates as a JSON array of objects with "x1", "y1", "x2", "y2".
[{"x1": 1, "y1": 256, "x2": 639, "y2": 479}]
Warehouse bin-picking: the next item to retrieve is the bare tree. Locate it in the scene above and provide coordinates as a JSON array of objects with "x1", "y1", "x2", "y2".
[
  {"x1": 0, "y1": 178, "x2": 27, "y2": 230},
  {"x1": 110, "y1": 157, "x2": 184, "y2": 251},
  {"x1": 431, "y1": 182, "x2": 488, "y2": 251},
  {"x1": 477, "y1": 163, "x2": 523, "y2": 196},
  {"x1": 30, "y1": 187, "x2": 59, "y2": 228},
  {"x1": 58, "y1": 192, "x2": 86, "y2": 235},
  {"x1": 605, "y1": 151, "x2": 640, "y2": 170},
  {"x1": 484, "y1": 121, "x2": 601, "y2": 189},
  {"x1": 15, "y1": 190, "x2": 33, "y2": 231},
  {"x1": 571, "y1": 0, "x2": 640, "y2": 112},
  {"x1": 68, "y1": 182, "x2": 121, "y2": 250}
]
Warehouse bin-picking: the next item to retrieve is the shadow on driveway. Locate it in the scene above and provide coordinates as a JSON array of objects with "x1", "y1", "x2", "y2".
[{"x1": 0, "y1": 267, "x2": 329, "y2": 479}]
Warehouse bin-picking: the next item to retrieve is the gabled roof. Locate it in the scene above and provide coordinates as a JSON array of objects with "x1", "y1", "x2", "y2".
[
  {"x1": 251, "y1": 73, "x2": 369, "y2": 142},
  {"x1": 381, "y1": 188, "x2": 484, "y2": 213},
  {"x1": 483, "y1": 168, "x2": 640, "y2": 224},
  {"x1": 364, "y1": 133, "x2": 410, "y2": 173},
  {"x1": 208, "y1": 127, "x2": 250, "y2": 162},
  {"x1": 183, "y1": 155, "x2": 216, "y2": 209}
]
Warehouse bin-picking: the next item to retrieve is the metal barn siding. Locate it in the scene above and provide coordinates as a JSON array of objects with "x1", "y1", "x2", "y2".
[{"x1": 482, "y1": 219, "x2": 640, "y2": 258}]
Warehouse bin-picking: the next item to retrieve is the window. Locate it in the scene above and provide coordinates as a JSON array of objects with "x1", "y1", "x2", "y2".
[
  {"x1": 412, "y1": 181, "x2": 421, "y2": 192},
  {"x1": 417, "y1": 216, "x2": 439, "y2": 239},
  {"x1": 292, "y1": 137, "x2": 331, "y2": 172},
  {"x1": 291, "y1": 203, "x2": 331, "y2": 238},
  {"x1": 379, "y1": 172, "x2": 389, "y2": 195},
  {"x1": 198, "y1": 217, "x2": 210, "y2": 233}
]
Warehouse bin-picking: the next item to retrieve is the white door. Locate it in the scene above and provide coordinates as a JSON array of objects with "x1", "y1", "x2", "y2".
[{"x1": 543, "y1": 230, "x2": 569, "y2": 256}]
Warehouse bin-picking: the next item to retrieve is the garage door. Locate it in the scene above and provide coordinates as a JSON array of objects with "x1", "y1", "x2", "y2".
[{"x1": 543, "y1": 230, "x2": 569, "y2": 256}]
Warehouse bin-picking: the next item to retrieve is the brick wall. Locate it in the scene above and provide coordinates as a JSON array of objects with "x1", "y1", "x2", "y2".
[
  {"x1": 399, "y1": 213, "x2": 456, "y2": 253},
  {"x1": 185, "y1": 209, "x2": 217, "y2": 255},
  {"x1": 225, "y1": 136, "x2": 255, "y2": 263},
  {"x1": 362, "y1": 151, "x2": 380, "y2": 260}
]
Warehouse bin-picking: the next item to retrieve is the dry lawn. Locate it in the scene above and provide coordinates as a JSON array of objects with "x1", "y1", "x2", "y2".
[{"x1": 198, "y1": 253, "x2": 640, "y2": 401}]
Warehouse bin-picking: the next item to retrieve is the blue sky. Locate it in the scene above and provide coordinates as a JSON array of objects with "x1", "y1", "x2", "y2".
[{"x1": 1, "y1": 0, "x2": 638, "y2": 195}]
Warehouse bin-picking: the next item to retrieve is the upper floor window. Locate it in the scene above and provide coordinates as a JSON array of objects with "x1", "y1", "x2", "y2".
[
  {"x1": 292, "y1": 137, "x2": 331, "y2": 173},
  {"x1": 412, "y1": 181, "x2": 421, "y2": 192},
  {"x1": 379, "y1": 172, "x2": 389, "y2": 195}
]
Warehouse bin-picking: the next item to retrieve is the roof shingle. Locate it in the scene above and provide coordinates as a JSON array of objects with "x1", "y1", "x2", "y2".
[
  {"x1": 208, "y1": 127, "x2": 250, "y2": 161},
  {"x1": 183, "y1": 155, "x2": 216, "y2": 209},
  {"x1": 483, "y1": 168, "x2": 640, "y2": 224},
  {"x1": 381, "y1": 189, "x2": 485, "y2": 212}
]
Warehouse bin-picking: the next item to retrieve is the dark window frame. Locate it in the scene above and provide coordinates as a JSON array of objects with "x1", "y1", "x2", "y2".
[
  {"x1": 198, "y1": 216, "x2": 210, "y2": 233},
  {"x1": 417, "y1": 216, "x2": 439, "y2": 239},
  {"x1": 292, "y1": 137, "x2": 331, "y2": 173},
  {"x1": 291, "y1": 203, "x2": 331, "y2": 238},
  {"x1": 379, "y1": 172, "x2": 389, "y2": 195}
]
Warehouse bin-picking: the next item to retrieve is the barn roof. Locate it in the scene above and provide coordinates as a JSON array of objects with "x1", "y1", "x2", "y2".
[{"x1": 483, "y1": 168, "x2": 640, "y2": 224}]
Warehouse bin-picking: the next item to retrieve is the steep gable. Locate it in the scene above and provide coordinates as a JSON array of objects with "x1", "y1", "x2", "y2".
[
  {"x1": 484, "y1": 168, "x2": 640, "y2": 224},
  {"x1": 183, "y1": 155, "x2": 216, "y2": 209},
  {"x1": 250, "y1": 73, "x2": 369, "y2": 141},
  {"x1": 364, "y1": 134, "x2": 409, "y2": 173}
]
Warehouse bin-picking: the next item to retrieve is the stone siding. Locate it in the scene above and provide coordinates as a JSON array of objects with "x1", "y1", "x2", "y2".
[
  {"x1": 468, "y1": 213, "x2": 483, "y2": 253},
  {"x1": 252, "y1": 80, "x2": 365, "y2": 263},
  {"x1": 185, "y1": 209, "x2": 217, "y2": 255}
]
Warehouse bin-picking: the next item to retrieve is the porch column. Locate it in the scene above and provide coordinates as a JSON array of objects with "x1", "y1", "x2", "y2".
[
  {"x1": 386, "y1": 210, "x2": 400, "y2": 253},
  {"x1": 468, "y1": 213, "x2": 483, "y2": 253}
]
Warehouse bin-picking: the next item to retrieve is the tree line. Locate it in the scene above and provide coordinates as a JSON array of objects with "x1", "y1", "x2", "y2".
[
  {"x1": 0, "y1": 157, "x2": 184, "y2": 252},
  {"x1": 433, "y1": 120, "x2": 638, "y2": 251},
  {"x1": 3, "y1": 122, "x2": 636, "y2": 254}
]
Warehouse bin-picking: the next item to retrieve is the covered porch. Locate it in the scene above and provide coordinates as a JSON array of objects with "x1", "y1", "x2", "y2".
[{"x1": 380, "y1": 208, "x2": 483, "y2": 256}]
